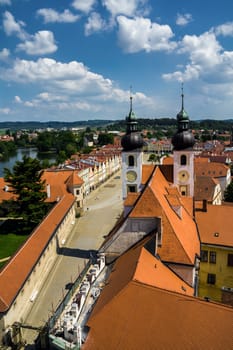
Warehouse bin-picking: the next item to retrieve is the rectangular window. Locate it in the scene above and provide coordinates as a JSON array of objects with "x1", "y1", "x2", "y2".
[
  {"x1": 227, "y1": 254, "x2": 233, "y2": 267},
  {"x1": 127, "y1": 185, "x2": 137, "y2": 193},
  {"x1": 200, "y1": 250, "x2": 208, "y2": 262},
  {"x1": 207, "y1": 273, "x2": 216, "y2": 285},
  {"x1": 76, "y1": 189, "x2": 80, "y2": 195},
  {"x1": 209, "y1": 251, "x2": 216, "y2": 264}
]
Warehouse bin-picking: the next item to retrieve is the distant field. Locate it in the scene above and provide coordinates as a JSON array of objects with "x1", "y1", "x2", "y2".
[{"x1": 0, "y1": 233, "x2": 28, "y2": 270}]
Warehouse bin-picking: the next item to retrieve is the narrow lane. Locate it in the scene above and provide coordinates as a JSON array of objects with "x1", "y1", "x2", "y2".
[{"x1": 23, "y1": 172, "x2": 123, "y2": 347}]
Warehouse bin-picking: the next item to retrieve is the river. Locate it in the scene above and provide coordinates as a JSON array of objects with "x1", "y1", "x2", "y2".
[{"x1": 0, "y1": 148, "x2": 56, "y2": 177}]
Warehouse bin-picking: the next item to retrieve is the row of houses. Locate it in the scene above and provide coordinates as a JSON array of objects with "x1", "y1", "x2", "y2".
[{"x1": 0, "y1": 148, "x2": 121, "y2": 346}]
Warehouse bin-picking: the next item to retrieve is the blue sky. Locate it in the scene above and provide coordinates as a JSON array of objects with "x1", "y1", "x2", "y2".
[{"x1": 1, "y1": 0, "x2": 233, "y2": 122}]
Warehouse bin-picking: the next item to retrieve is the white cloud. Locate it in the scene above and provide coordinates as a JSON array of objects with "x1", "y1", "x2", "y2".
[
  {"x1": 3, "y1": 11, "x2": 27, "y2": 40},
  {"x1": 164, "y1": 32, "x2": 224, "y2": 82},
  {"x1": 0, "y1": 107, "x2": 10, "y2": 114},
  {"x1": 2, "y1": 57, "x2": 152, "y2": 119},
  {"x1": 102, "y1": 0, "x2": 149, "y2": 18},
  {"x1": 85, "y1": 12, "x2": 107, "y2": 35},
  {"x1": 37, "y1": 8, "x2": 79, "y2": 23},
  {"x1": 176, "y1": 13, "x2": 192, "y2": 26},
  {"x1": 0, "y1": 0, "x2": 11, "y2": 5},
  {"x1": 16, "y1": 31, "x2": 57, "y2": 55},
  {"x1": 215, "y1": 22, "x2": 233, "y2": 36},
  {"x1": 0, "y1": 48, "x2": 10, "y2": 61},
  {"x1": 14, "y1": 95, "x2": 22, "y2": 103},
  {"x1": 72, "y1": 0, "x2": 96, "y2": 14},
  {"x1": 117, "y1": 16, "x2": 176, "y2": 53}
]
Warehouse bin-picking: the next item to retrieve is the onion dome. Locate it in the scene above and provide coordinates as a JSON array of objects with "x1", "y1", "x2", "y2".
[
  {"x1": 172, "y1": 87, "x2": 195, "y2": 151},
  {"x1": 121, "y1": 96, "x2": 143, "y2": 151}
]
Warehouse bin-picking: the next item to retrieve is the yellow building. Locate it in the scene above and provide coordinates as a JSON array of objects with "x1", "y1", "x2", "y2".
[{"x1": 195, "y1": 203, "x2": 233, "y2": 305}]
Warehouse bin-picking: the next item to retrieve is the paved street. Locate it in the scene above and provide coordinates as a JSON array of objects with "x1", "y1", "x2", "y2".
[{"x1": 23, "y1": 171, "x2": 123, "y2": 347}]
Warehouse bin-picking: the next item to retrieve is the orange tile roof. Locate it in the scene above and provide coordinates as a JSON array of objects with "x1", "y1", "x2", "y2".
[
  {"x1": 0, "y1": 193, "x2": 75, "y2": 312},
  {"x1": 195, "y1": 204, "x2": 233, "y2": 247},
  {"x1": 194, "y1": 176, "x2": 219, "y2": 201},
  {"x1": 83, "y1": 245, "x2": 233, "y2": 350},
  {"x1": 141, "y1": 164, "x2": 155, "y2": 184},
  {"x1": 129, "y1": 167, "x2": 200, "y2": 265},
  {"x1": 124, "y1": 192, "x2": 140, "y2": 206},
  {"x1": 195, "y1": 161, "x2": 229, "y2": 177},
  {"x1": 0, "y1": 178, "x2": 15, "y2": 201},
  {"x1": 162, "y1": 156, "x2": 173, "y2": 165}
]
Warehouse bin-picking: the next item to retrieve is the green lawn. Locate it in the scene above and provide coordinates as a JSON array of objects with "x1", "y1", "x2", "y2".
[{"x1": 0, "y1": 233, "x2": 28, "y2": 270}]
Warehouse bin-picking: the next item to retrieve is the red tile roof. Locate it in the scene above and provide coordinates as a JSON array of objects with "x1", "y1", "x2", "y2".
[
  {"x1": 195, "y1": 204, "x2": 233, "y2": 247},
  {"x1": 83, "y1": 244, "x2": 233, "y2": 350},
  {"x1": 129, "y1": 167, "x2": 200, "y2": 265}
]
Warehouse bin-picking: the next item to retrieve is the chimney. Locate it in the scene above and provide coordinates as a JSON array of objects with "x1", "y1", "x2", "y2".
[
  {"x1": 46, "y1": 184, "x2": 51, "y2": 198},
  {"x1": 203, "y1": 199, "x2": 207, "y2": 212}
]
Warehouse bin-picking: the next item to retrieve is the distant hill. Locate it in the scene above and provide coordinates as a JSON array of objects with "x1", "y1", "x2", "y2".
[
  {"x1": 0, "y1": 120, "x2": 114, "y2": 131},
  {"x1": 0, "y1": 118, "x2": 233, "y2": 132}
]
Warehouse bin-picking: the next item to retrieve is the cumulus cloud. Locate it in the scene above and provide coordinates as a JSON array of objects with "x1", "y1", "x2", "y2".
[
  {"x1": 117, "y1": 16, "x2": 176, "y2": 53},
  {"x1": 3, "y1": 11, "x2": 27, "y2": 40},
  {"x1": 72, "y1": 0, "x2": 96, "y2": 14},
  {"x1": 37, "y1": 8, "x2": 79, "y2": 23},
  {"x1": 16, "y1": 31, "x2": 57, "y2": 55},
  {"x1": 1, "y1": 57, "x2": 152, "y2": 118},
  {"x1": 162, "y1": 30, "x2": 233, "y2": 87},
  {"x1": 102, "y1": 0, "x2": 148, "y2": 18},
  {"x1": 215, "y1": 22, "x2": 233, "y2": 36},
  {"x1": 176, "y1": 13, "x2": 192, "y2": 26},
  {"x1": 0, "y1": 48, "x2": 10, "y2": 61},
  {"x1": 85, "y1": 12, "x2": 107, "y2": 35}
]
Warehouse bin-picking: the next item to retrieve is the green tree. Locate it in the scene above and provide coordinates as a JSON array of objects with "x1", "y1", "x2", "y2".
[
  {"x1": 98, "y1": 133, "x2": 114, "y2": 146},
  {"x1": 224, "y1": 181, "x2": 233, "y2": 202},
  {"x1": 3, "y1": 156, "x2": 48, "y2": 232}
]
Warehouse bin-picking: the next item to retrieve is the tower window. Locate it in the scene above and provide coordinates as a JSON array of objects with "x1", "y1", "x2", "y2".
[
  {"x1": 127, "y1": 185, "x2": 137, "y2": 193},
  {"x1": 128, "y1": 155, "x2": 135, "y2": 166},
  {"x1": 180, "y1": 154, "x2": 187, "y2": 165}
]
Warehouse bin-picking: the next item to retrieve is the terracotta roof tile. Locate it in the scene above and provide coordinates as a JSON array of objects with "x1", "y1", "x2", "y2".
[
  {"x1": 194, "y1": 176, "x2": 219, "y2": 201},
  {"x1": 195, "y1": 204, "x2": 233, "y2": 247},
  {"x1": 0, "y1": 194, "x2": 75, "y2": 312},
  {"x1": 129, "y1": 168, "x2": 200, "y2": 265},
  {"x1": 84, "y1": 247, "x2": 233, "y2": 350},
  {"x1": 124, "y1": 192, "x2": 140, "y2": 206},
  {"x1": 195, "y1": 161, "x2": 229, "y2": 177},
  {"x1": 141, "y1": 164, "x2": 155, "y2": 184}
]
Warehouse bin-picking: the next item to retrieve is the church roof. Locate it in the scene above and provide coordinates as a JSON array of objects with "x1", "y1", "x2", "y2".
[{"x1": 129, "y1": 167, "x2": 200, "y2": 265}]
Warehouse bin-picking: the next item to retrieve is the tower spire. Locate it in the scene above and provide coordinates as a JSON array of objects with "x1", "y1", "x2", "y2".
[{"x1": 181, "y1": 82, "x2": 184, "y2": 111}]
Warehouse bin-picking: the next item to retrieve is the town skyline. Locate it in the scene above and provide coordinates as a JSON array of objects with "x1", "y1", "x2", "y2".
[{"x1": 1, "y1": 0, "x2": 233, "y2": 122}]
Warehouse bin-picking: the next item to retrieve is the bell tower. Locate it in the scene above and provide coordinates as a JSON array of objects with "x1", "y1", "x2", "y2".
[
  {"x1": 172, "y1": 86, "x2": 195, "y2": 196},
  {"x1": 121, "y1": 95, "x2": 143, "y2": 200}
]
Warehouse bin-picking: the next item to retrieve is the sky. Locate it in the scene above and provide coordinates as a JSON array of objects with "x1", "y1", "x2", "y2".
[{"x1": 1, "y1": 0, "x2": 233, "y2": 122}]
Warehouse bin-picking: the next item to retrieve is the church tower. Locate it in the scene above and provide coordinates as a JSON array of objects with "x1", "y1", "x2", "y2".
[
  {"x1": 172, "y1": 87, "x2": 195, "y2": 196},
  {"x1": 121, "y1": 95, "x2": 143, "y2": 200}
]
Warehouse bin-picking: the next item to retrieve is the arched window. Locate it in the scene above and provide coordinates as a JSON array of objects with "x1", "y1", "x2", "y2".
[
  {"x1": 180, "y1": 154, "x2": 187, "y2": 165},
  {"x1": 128, "y1": 155, "x2": 135, "y2": 166}
]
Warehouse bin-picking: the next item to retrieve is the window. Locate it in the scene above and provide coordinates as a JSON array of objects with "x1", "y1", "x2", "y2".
[
  {"x1": 127, "y1": 185, "x2": 137, "y2": 193},
  {"x1": 227, "y1": 254, "x2": 233, "y2": 266},
  {"x1": 209, "y1": 251, "x2": 216, "y2": 264},
  {"x1": 200, "y1": 250, "x2": 208, "y2": 262},
  {"x1": 76, "y1": 189, "x2": 80, "y2": 195},
  {"x1": 207, "y1": 273, "x2": 216, "y2": 285},
  {"x1": 128, "y1": 155, "x2": 135, "y2": 166},
  {"x1": 180, "y1": 154, "x2": 187, "y2": 165}
]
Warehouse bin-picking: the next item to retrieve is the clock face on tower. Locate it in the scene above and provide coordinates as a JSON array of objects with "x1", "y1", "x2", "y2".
[
  {"x1": 127, "y1": 170, "x2": 137, "y2": 182},
  {"x1": 178, "y1": 170, "x2": 189, "y2": 183}
]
